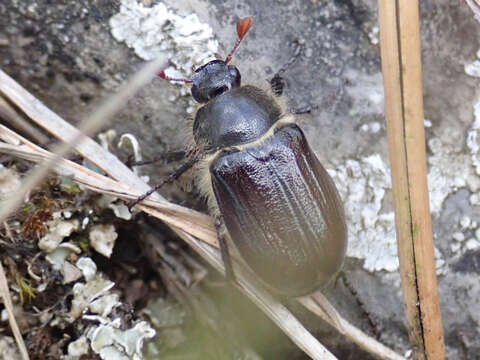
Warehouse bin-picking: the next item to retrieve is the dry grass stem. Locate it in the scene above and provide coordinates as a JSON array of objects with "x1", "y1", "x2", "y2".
[
  {"x1": 0, "y1": 262, "x2": 30, "y2": 360},
  {"x1": 0, "y1": 96, "x2": 49, "y2": 145},
  {"x1": 465, "y1": 0, "x2": 480, "y2": 21},
  {"x1": 378, "y1": 1, "x2": 445, "y2": 359},
  {"x1": 298, "y1": 295, "x2": 405, "y2": 360}
]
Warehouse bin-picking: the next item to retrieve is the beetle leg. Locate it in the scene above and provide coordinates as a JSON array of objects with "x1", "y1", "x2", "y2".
[
  {"x1": 269, "y1": 73, "x2": 286, "y2": 97},
  {"x1": 214, "y1": 215, "x2": 236, "y2": 283},
  {"x1": 269, "y1": 39, "x2": 305, "y2": 96},
  {"x1": 290, "y1": 105, "x2": 312, "y2": 115},
  {"x1": 128, "y1": 155, "x2": 199, "y2": 211},
  {"x1": 126, "y1": 150, "x2": 186, "y2": 167},
  {"x1": 340, "y1": 273, "x2": 380, "y2": 339}
]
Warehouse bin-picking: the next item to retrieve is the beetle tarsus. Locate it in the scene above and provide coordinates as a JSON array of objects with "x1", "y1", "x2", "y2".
[
  {"x1": 270, "y1": 73, "x2": 285, "y2": 97},
  {"x1": 269, "y1": 39, "x2": 306, "y2": 97},
  {"x1": 340, "y1": 273, "x2": 380, "y2": 339},
  {"x1": 290, "y1": 104, "x2": 318, "y2": 115}
]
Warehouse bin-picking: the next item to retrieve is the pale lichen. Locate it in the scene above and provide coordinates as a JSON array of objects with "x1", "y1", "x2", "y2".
[
  {"x1": 38, "y1": 218, "x2": 80, "y2": 253},
  {"x1": 330, "y1": 154, "x2": 398, "y2": 272},
  {"x1": 88, "y1": 321, "x2": 156, "y2": 360},
  {"x1": 465, "y1": 49, "x2": 480, "y2": 78},
  {"x1": 62, "y1": 257, "x2": 154, "y2": 359},
  {"x1": 89, "y1": 224, "x2": 118, "y2": 258},
  {"x1": 109, "y1": 0, "x2": 218, "y2": 80},
  {"x1": 0, "y1": 336, "x2": 21, "y2": 360},
  {"x1": 69, "y1": 266, "x2": 116, "y2": 320}
]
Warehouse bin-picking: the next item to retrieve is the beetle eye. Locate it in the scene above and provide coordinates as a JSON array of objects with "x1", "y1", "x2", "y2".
[
  {"x1": 228, "y1": 66, "x2": 241, "y2": 86},
  {"x1": 229, "y1": 68, "x2": 238, "y2": 77}
]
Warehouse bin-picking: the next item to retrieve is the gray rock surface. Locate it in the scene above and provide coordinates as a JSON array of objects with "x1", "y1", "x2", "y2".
[{"x1": 2, "y1": 0, "x2": 480, "y2": 358}]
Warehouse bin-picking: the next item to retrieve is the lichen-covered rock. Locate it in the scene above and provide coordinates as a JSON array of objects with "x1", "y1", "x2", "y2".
[{"x1": 2, "y1": 0, "x2": 480, "y2": 357}]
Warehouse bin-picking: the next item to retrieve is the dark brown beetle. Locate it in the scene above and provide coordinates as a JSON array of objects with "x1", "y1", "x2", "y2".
[{"x1": 134, "y1": 17, "x2": 347, "y2": 297}]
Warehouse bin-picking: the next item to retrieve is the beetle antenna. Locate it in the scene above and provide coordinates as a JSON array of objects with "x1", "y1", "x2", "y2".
[
  {"x1": 157, "y1": 69, "x2": 192, "y2": 83},
  {"x1": 225, "y1": 17, "x2": 253, "y2": 64}
]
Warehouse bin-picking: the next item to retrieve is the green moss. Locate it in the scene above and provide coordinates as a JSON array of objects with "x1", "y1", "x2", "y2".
[
  {"x1": 59, "y1": 182, "x2": 81, "y2": 194},
  {"x1": 76, "y1": 236, "x2": 91, "y2": 252},
  {"x1": 15, "y1": 274, "x2": 36, "y2": 305}
]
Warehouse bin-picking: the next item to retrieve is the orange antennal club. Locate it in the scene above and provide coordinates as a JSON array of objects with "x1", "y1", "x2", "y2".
[{"x1": 225, "y1": 17, "x2": 253, "y2": 64}]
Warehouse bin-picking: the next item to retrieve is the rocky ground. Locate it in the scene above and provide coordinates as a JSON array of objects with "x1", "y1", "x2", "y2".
[{"x1": 1, "y1": 0, "x2": 480, "y2": 359}]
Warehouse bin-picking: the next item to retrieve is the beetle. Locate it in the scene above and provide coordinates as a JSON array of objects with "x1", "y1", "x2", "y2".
[{"x1": 132, "y1": 17, "x2": 347, "y2": 297}]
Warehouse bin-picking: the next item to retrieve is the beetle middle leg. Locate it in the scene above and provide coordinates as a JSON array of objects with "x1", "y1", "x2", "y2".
[
  {"x1": 269, "y1": 39, "x2": 305, "y2": 96},
  {"x1": 126, "y1": 150, "x2": 186, "y2": 167},
  {"x1": 214, "y1": 215, "x2": 236, "y2": 283},
  {"x1": 128, "y1": 155, "x2": 199, "y2": 210}
]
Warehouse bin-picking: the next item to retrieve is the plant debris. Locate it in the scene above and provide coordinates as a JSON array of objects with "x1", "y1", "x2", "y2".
[{"x1": 0, "y1": 162, "x2": 159, "y2": 359}]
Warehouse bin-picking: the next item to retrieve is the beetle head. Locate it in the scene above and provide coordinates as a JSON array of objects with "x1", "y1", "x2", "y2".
[
  {"x1": 190, "y1": 60, "x2": 241, "y2": 103},
  {"x1": 157, "y1": 17, "x2": 253, "y2": 103}
]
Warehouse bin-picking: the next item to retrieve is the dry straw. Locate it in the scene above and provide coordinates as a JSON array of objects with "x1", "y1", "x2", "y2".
[{"x1": 378, "y1": 1, "x2": 445, "y2": 359}]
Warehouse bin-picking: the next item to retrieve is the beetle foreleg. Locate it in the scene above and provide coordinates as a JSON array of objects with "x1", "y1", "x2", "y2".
[
  {"x1": 290, "y1": 104, "x2": 320, "y2": 115},
  {"x1": 128, "y1": 155, "x2": 199, "y2": 211},
  {"x1": 214, "y1": 215, "x2": 236, "y2": 283},
  {"x1": 269, "y1": 73, "x2": 286, "y2": 97}
]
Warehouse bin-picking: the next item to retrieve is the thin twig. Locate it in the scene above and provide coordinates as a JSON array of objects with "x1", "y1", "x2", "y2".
[
  {"x1": 378, "y1": 1, "x2": 445, "y2": 359},
  {"x1": 0, "y1": 262, "x2": 30, "y2": 360}
]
